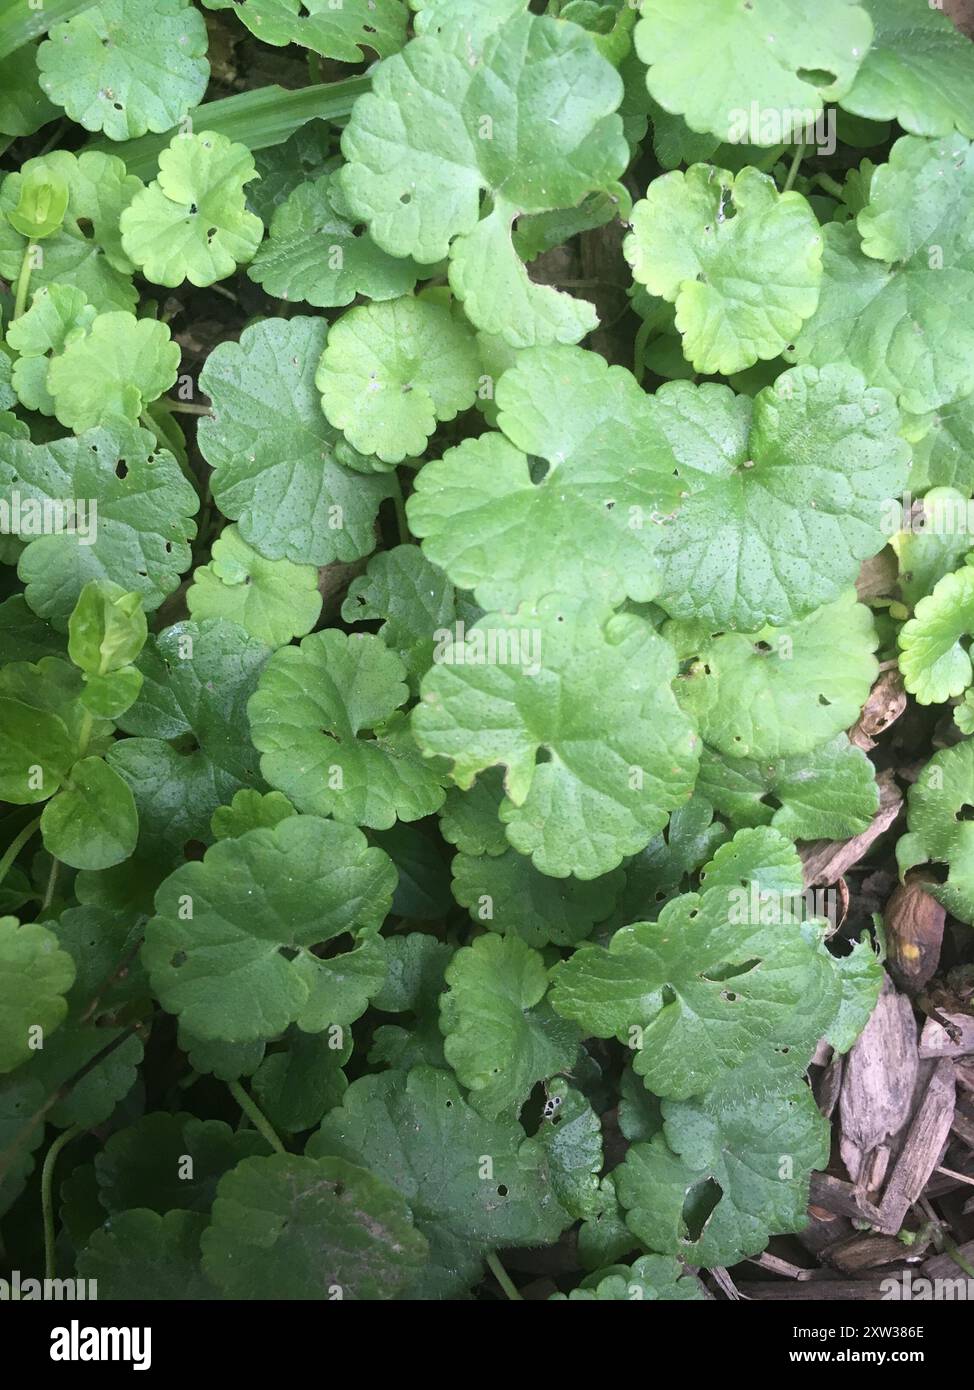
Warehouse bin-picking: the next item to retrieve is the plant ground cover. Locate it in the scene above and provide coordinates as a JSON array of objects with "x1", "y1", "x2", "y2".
[{"x1": 0, "y1": 0, "x2": 973, "y2": 1305}]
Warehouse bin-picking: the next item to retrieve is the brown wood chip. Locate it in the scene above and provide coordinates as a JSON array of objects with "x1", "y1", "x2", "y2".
[
  {"x1": 875, "y1": 1058, "x2": 956, "y2": 1233},
  {"x1": 802, "y1": 772, "x2": 904, "y2": 887},
  {"x1": 839, "y1": 975, "x2": 919, "y2": 1187},
  {"x1": 920, "y1": 1012, "x2": 974, "y2": 1058}
]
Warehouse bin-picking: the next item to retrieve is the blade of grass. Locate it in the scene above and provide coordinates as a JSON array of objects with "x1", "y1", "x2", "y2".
[
  {"x1": 85, "y1": 78, "x2": 371, "y2": 180},
  {"x1": 0, "y1": 0, "x2": 100, "y2": 59}
]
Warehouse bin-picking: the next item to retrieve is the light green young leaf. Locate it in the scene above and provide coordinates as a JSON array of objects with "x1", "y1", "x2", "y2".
[
  {"x1": 120, "y1": 130, "x2": 263, "y2": 287},
  {"x1": 186, "y1": 525, "x2": 322, "y2": 649},
  {"x1": 142, "y1": 815, "x2": 396, "y2": 1042},
  {"x1": 899, "y1": 559, "x2": 974, "y2": 704},
  {"x1": 249, "y1": 629, "x2": 445, "y2": 830},
  {"x1": 0, "y1": 150, "x2": 141, "y2": 311},
  {"x1": 317, "y1": 296, "x2": 480, "y2": 465},
  {"x1": 0, "y1": 422, "x2": 198, "y2": 629},
  {"x1": 625, "y1": 165, "x2": 823, "y2": 375},
  {"x1": 408, "y1": 345, "x2": 684, "y2": 610},
  {"x1": 45, "y1": 311, "x2": 180, "y2": 431},
  {"x1": 634, "y1": 0, "x2": 872, "y2": 143},
  {"x1": 248, "y1": 173, "x2": 420, "y2": 309},
  {"x1": 40, "y1": 756, "x2": 138, "y2": 870},
  {"x1": 438, "y1": 770, "x2": 509, "y2": 859},
  {"x1": 414, "y1": 597, "x2": 699, "y2": 881},
  {"x1": 37, "y1": 0, "x2": 209, "y2": 141},
  {"x1": 440, "y1": 933, "x2": 580, "y2": 1118},
  {"x1": 897, "y1": 741, "x2": 974, "y2": 925},
  {"x1": 198, "y1": 317, "x2": 392, "y2": 566},
  {"x1": 650, "y1": 365, "x2": 909, "y2": 629},
  {"x1": 668, "y1": 593, "x2": 878, "y2": 762},
  {"x1": 68, "y1": 579, "x2": 147, "y2": 678},
  {"x1": 840, "y1": 0, "x2": 974, "y2": 139},
  {"x1": 308, "y1": 1065, "x2": 572, "y2": 1298},
  {"x1": 0, "y1": 917, "x2": 75, "y2": 1074},
  {"x1": 6, "y1": 283, "x2": 96, "y2": 416}
]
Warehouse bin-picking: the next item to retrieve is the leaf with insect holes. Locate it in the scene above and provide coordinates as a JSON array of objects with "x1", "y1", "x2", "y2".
[
  {"x1": 142, "y1": 815, "x2": 395, "y2": 1043},
  {"x1": 339, "y1": 11, "x2": 628, "y2": 342},
  {"x1": 45, "y1": 312, "x2": 180, "y2": 432},
  {"x1": 788, "y1": 135, "x2": 974, "y2": 417},
  {"x1": 897, "y1": 740, "x2": 974, "y2": 925},
  {"x1": 697, "y1": 735, "x2": 879, "y2": 840},
  {"x1": 0, "y1": 150, "x2": 141, "y2": 312},
  {"x1": 840, "y1": 0, "x2": 974, "y2": 139},
  {"x1": 648, "y1": 365, "x2": 910, "y2": 630},
  {"x1": 186, "y1": 525, "x2": 322, "y2": 650},
  {"x1": 0, "y1": 918, "x2": 75, "y2": 1075},
  {"x1": 120, "y1": 131, "x2": 263, "y2": 288},
  {"x1": 668, "y1": 592, "x2": 878, "y2": 763},
  {"x1": 308, "y1": 1065, "x2": 573, "y2": 1298},
  {"x1": 198, "y1": 316, "x2": 392, "y2": 566},
  {"x1": 634, "y1": 0, "x2": 873, "y2": 145},
  {"x1": 317, "y1": 296, "x2": 481, "y2": 465},
  {"x1": 248, "y1": 173, "x2": 421, "y2": 309},
  {"x1": 549, "y1": 828, "x2": 842, "y2": 1100},
  {"x1": 37, "y1": 0, "x2": 209, "y2": 142},
  {"x1": 408, "y1": 345, "x2": 684, "y2": 610},
  {"x1": 624, "y1": 165, "x2": 823, "y2": 375},
  {"x1": 0, "y1": 422, "x2": 198, "y2": 630},
  {"x1": 413, "y1": 596, "x2": 699, "y2": 881},
  {"x1": 341, "y1": 545, "x2": 464, "y2": 695},
  {"x1": 249, "y1": 628, "x2": 446, "y2": 830},
  {"x1": 202, "y1": 0, "x2": 409, "y2": 62},
  {"x1": 615, "y1": 1064, "x2": 830, "y2": 1268},
  {"x1": 440, "y1": 932, "x2": 581, "y2": 1118}
]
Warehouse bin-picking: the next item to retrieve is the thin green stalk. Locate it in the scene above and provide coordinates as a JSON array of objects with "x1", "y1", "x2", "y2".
[
  {"x1": 42, "y1": 1124, "x2": 83, "y2": 1280},
  {"x1": 12, "y1": 242, "x2": 35, "y2": 320},
  {"x1": 41, "y1": 856, "x2": 60, "y2": 913},
  {"x1": 814, "y1": 172, "x2": 845, "y2": 200},
  {"x1": 0, "y1": 817, "x2": 41, "y2": 889},
  {"x1": 228, "y1": 1080, "x2": 285, "y2": 1154},
  {"x1": 486, "y1": 1251, "x2": 522, "y2": 1301},
  {"x1": 782, "y1": 144, "x2": 807, "y2": 193}
]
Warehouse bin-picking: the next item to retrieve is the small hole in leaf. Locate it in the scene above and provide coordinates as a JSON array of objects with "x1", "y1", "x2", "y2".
[
  {"x1": 496, "y1": 1185, "x2": 508, "y2": 1197},
  {"x1": 189, "y1": 202, "x2": 198, "y2": 215},
  {"x1": 753, "y1": 640, "x2": 772, "y2": 654},
  {"x1": 796, "y1": 67, "x2": 837, "y2": 88},
  {"x1": 958, "y1": 804, "x2": 974, "y2": 821},
  {"x1": 682, "y1": 1177, "x2": 722, "y2": 1241},
  {"x1": 817, "y1": 694, "x2": 832, "y2": 707},
  {"x1": 171, "y1": 950, "x2": 188, "y2": 968},
  {"x1": 400, "y1": 192, "x2": 412, "y2": 204},
  {"x1": 116, "y1": 460, "x2": 128, "y2": 479}
]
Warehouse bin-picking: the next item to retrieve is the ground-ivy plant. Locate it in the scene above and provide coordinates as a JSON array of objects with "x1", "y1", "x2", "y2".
[{"x1": 0, "y1": 0, "x2": 971, "y2": 1304}]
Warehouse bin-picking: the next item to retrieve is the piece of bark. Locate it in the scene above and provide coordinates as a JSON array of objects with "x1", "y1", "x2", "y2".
[
  {"x1": 849, "y1": 669, "x2": 907, "y2": 751},
  {"x1": 919, "y1": 1012, "x2": 974, "y2": 1058},
  {"x1": 884, "y1": 873, "x2": 947, "y2": 993},
  {"x1": 742, "y1": 1278, "x2": 902, "y2": 1300},
  {"x1": 856, "y1": 550, "x2": 898, "y2": 604},
  {"x1": 802, "y1": 772, "x2": 904, "y2": 887},
  {"x1": 839, "y1": 975, "x2": 918, "y2": 1187},
  {"x1": 809, "y1": 1172, "x2": 882, "y2": 1224},
  {"x1": 922, "y1": 1237, "x2": 974, "y2": 1280},
  {"x1": 875, "y1": 1059, "x2": 956, "y2": 1233},
  {"x1": 814, "y1": 1053, "x2": 844, "y2": 1119},
  {"x1": 827, "y1": 1233, "x2": 922, "y2": 1274}
]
